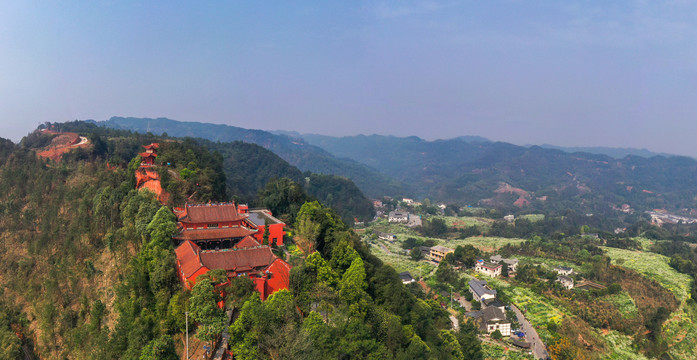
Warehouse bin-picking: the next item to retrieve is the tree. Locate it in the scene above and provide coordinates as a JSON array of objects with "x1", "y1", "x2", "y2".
[
  {"x1": 501, "y1": 263, "x2": 509, "y2": 278},
  {"x1": 411, "y1": 248, "x2": 424, "y2": 261},
  {"x1": 263, "y1": 225, "x2": 270, "y2": 245},
  {"x1": 189, "y1": 280, "x2": 227, "y2": 349},
  {"x1": 139, "y1": 335, "x2": 178, "y2": 360},
  {"x1": 490, "y1": 330, "x2": 502, "y2": 340}
]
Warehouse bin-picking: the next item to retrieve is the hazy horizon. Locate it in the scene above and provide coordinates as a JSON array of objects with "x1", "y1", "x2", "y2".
[{"x1": 2, "y1": 2, "x2": 697, "y2": 156}]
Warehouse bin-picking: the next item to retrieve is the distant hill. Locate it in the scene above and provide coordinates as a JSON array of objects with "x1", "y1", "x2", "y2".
[
  {"x1": 296, "y1": 133, "x2": 697, "y2": 218},
  {"x1": 538, "y1": 144, "x2": 674, "y2": 159},
  {"x1": 97, "y1": 117, "x2": 408, "y2": 198}
]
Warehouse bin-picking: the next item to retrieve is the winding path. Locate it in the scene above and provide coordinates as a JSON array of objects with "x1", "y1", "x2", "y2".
[{"x1": 511, "y1": 304, "x2": 549, "y2": 359}]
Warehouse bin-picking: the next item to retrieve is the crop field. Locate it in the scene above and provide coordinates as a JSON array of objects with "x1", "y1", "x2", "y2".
[
  {"x1": 514, "y1": 255, "x2": 578, "y2": 272},
  {"x1": 605, "y1": 292, "x2": 639, "y2": 319},
  {"x1": 439, "y1": 215, "x2": 492, "y2": 229},
  {"x1": 519, "y1": 214, "x2": 545, "y2": 222},
  {"x1": 507, "y1": 286, "x2": 567, "y2": 342},
  {"x1": 602, "y1": 247, "x2": 691, "y2": 301},
  {"x1": 603, "y1": 246, "x2": 697, "y2": 359},
  {"x1": 601, "y1": 330, "x2": 650, "y2": 360},
  {"x1": 481, "y1": 342, "x2": 534, "y2": 360},
  {"x1": 368, "y1": 242, "x2": 436, "y2": 276},
  {"x1": 440, "y1": 237, "x2": 527, "y2": 252}
]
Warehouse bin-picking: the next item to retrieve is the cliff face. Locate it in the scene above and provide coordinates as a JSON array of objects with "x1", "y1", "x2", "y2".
[{"x1": 135, "y1": 167, "x2": 169, "y2": 204}]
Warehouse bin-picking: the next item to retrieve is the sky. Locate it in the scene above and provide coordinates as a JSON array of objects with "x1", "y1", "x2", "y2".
[{"x1": 1, "y1": 1, "x2": 697, "y2": 155}]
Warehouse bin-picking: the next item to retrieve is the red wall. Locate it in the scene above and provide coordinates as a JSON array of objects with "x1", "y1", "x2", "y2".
[{"x1": 252, "y1": 223, "x2": 285, "y2": 246}]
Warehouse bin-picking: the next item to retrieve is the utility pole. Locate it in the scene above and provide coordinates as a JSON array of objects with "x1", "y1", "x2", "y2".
[
  {"x1": 185, "y1": 311, "x2": 189, "y2": 359},
  {"x1": 450, "y1": 285, "x2": 453, "y2": 308}
]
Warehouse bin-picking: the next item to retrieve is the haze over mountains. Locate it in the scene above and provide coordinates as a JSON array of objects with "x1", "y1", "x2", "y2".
[{"x1": 96, "y1": 116, "x2": 697, "y2": 219}]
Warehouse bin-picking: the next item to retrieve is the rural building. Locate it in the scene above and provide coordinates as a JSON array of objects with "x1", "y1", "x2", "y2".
[
  {"x1": 399, "y1": 271, "x2": 416, "y2": 284},
  {"x1": 388, "y1": 211, "x2": 409, "y2": 223},
  {"x1": 482, "y1": 298, "x2": 506, "y2": 312},
  {"x1": 429, "y1": 245, "x2": 454, "y2": 263},
  {"x1": 469, "y1": 279, "x2": 497, "y2": 302},
  {"x1": 503, "y1": 214, "x2": 515, "y2": 222},
  {"x1": 554, "y1": 266, "x2": 573, "y2": 276},
  {"x1": 402, "y1": 198, "x2": 414, "y2": 205},
  {"x1": 376, "y1": 232, "x2": 397, "y2": 241},
  {"x1": 575, "y1": 280, "x2": 606, "y2": 291},
  {"x1": 557, "y1": 275, "x2": 574, "y2": 289},
  {"x1": 241, "y1": 205, "x2": 286, "y2": 246},
  {"x1": 174, "y1": 239, "x2": 290, "y2": 300},
  {"x1": 475, "y1": 260, "x2": 502, "y2": 277},
  {"x1": 490, "y1": 255, "x2": 519, "y2": 272},
  {"x1": 468, "y1": 306, "x2": 511, "y2": 336}
]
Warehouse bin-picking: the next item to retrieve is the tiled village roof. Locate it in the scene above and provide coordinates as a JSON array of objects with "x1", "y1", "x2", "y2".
[
  {"x1": 469, "y1": 279, "x2": 497, "y2": 298},
  {"x1": 173, "y1": 227, "x2": 256, "y2": 241}
]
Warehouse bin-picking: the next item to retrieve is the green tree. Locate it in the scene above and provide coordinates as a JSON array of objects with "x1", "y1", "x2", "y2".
[
  {"x1": 139, "y1": 335, "x2": 178, "y2": 360},
  {"x1": 189, "y1": 280, "x2": 227, "y2": 349}
]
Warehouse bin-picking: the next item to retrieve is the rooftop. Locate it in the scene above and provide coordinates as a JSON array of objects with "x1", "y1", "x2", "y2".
[
  {"x1": 469, "y1": 279, "x2": 497, "y2": 297},
  {"x1": 179, "y1": 203, "x2": 247, "y2": 223}
]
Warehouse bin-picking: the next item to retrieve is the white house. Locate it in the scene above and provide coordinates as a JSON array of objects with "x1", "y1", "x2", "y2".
[
  {"x1": 555, "y1": 266, "x2": 573, "y2": 276},
  {"x1": 557, "y1": 275, "x2": 574, "y2": 290},
  {"x1": 469, "y1": 279, "x2": 497, "y2": 302},
  {"x1": 475, "y1": 260, "x2": 502, "y2": 277},
  {"x1": 490, "y1": 255, "x2": 519, "y2": 272},
  {"x1": 388, "y1": 211, "x2": 409, "y2": 223}
]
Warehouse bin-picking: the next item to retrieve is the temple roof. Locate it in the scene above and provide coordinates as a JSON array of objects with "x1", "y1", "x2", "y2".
[
  {"x1": 178, "y1": 203, "x2": 247, "y2": 223},
  {"x1": 143, "y1": 143, "x2": 159, "y2": 150},
  {"x1": 175, "y1": 241, "x2": 206, "y2": 278},
  {"x1": 234, "y1": 236, "x2": 261, "y2": 249},
  {"x1": 139, "y1": 152, "x2": 157, "y2": 158},
  {"x1": 199, "y1": 246, "x2": 276, "y2": 273},
  {"x1": 173, "y1": 227, "x2": 256, "y2": 241}
]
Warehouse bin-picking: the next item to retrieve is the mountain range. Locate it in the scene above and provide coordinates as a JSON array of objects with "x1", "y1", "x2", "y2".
[{"x1": 96, "y1": 117, "x2": 697, "y2": 219}]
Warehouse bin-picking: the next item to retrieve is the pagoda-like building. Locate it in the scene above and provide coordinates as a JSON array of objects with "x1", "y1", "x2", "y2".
[{"x1": 140, "y1": 143, "x2": 159, "y2": 166}]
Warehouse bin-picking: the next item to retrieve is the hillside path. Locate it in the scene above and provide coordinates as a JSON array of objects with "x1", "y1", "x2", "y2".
[{"x1": 511, "y1": 304, "x2": 548, "y2": 359}]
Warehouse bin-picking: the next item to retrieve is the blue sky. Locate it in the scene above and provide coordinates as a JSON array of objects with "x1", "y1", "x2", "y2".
[{"x1": 1, "y1": 1, "x2": 697, "y2": 155}]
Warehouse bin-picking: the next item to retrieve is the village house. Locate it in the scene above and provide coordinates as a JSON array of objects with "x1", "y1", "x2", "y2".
[
  {"x1": 376, "y1": 232, "x2": 397, "y2": 241},
  {"x1": 557, "y1": 275, "x2": 574, "y2": 290},
  {"x1": 388, "y1": 211, "x2": 409, "y2": 223},
  {"x1": 468, "y1": 306, "x2": 511, "y2": 337},
  {"x1": 429, "y1": 245, "x2": 454, "y2": 263},
  {"x1": 554, "y1": 266, "x2": 573, "y2": 276},
  {"x1": 482, "y1": 298, "x2": 506, "y2": 312},
  {"x1": 402, "y1": 198, "x2": 414, "y2": 205},
  {"x1": 503, "y1": 214, "x2": 515, "y2": 222},
  {"x1": 490, "y1": 255, "x2": 519, "y2": 272},
  {"x1": 475, "y1": 260, "x2": 502, "y2": 277},
  {"x1": 469, "y1": 279, "x2": 497, "y2": 302},
  {"x1": 399, "y1": 271, "x2": 416, "y2": 284}
]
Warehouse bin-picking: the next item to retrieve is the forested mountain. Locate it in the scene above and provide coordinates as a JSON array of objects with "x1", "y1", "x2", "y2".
[
  {"x1": 0, "y1": 125, "x2": 477, "y2": 359},
  {"x1": 96, "y1": 117, "x2": 409, "y2": 198},
  {"x1": 298, "y1": 133, "x2": 697, "y2": 219}
]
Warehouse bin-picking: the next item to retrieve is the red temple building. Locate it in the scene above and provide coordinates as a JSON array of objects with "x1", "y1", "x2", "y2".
[
  {"x1": 139, "y1": 143, "x2": 159, "y2": 166},
  {"x1": 173, "y1": 203, "x2": 291, "y2": 300},
  {"x1": 174, "y1": 238, "x2": 291, "y2": 300},
  {"x1": 173, "y1": 203, "x2": 285, "y2": 249}
]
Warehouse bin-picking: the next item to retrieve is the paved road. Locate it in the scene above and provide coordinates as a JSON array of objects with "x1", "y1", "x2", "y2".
[{"x1": 511, "y1": 304, "x2": 548, "y2": 359}]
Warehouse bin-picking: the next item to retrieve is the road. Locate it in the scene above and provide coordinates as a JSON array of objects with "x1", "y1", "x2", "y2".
[{"x1": 511, "y1": 304, "x2": 548, "y2": 359}]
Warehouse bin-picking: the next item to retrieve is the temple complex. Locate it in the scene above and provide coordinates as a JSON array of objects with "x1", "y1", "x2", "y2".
[{"x1": 173, "y1": 202, "x2": 290, "y2": 300}]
